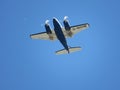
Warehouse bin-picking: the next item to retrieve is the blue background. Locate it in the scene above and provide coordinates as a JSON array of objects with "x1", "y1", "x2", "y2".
[{"x1": 0, "y1": 0, "x2": 120, "y2": 90}]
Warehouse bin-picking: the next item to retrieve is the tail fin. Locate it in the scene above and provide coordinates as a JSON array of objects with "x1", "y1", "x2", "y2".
[{"x1": 55, "y1": 46, "x2": 81, "y2": 55}]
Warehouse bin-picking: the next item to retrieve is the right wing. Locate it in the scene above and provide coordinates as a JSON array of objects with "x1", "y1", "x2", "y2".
[
  {"x1": 62, "y1": 23, "x2": 89, "y2": 37},
  {"x1": 70, "y1": 23, "x2": 89, "y2": 34},
  {"x1": 30, "y1": 32, "x2": 57, "y2": 40}
]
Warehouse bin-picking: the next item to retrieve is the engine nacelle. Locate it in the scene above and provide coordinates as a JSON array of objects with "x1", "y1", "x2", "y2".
[
  {"x1": 45, "y1": 24, "x2": 52, "y2": 34},
  {"x1": 63, "y1": 20, "x2": 71, "y2": 31}
]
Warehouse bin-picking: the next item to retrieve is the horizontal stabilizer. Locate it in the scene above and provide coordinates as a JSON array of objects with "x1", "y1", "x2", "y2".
[{"x1": 56, "y1": 47, "x2": 81, "y2": 55}]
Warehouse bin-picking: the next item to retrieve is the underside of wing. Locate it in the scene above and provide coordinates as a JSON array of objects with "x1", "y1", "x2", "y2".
[
  {"x1": 62, "y1": 23, "x2": 89, "y2": 38},
  {"x1": 30, "y1": 32, "x2": 57, "y2": 40},
  {"x1": 70, "y1": 23, "x2": 89, "y2": 34},
  {"x1": 30, "y1": 32, "x2": 49, "y2": 40}
]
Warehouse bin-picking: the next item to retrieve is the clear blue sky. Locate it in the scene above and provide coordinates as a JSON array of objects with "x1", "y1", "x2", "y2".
[{"x1": 0, "y1": 0, "x2": 120, "y2": 90}]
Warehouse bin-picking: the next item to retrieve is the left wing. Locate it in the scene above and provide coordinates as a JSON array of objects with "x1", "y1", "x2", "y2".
[{"x1": 30, "y1": 32, "x2": 57, "y2": 40}]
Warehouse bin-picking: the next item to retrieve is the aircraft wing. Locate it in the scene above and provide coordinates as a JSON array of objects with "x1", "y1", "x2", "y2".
[
  {"x1": 30, "y1": 23, "x2": 89, "y2": 40},
  {"x1": 70, "y1": 23, "x2": 89, "y2": 34},
  {"x1": 30, "y1": 32, "x2": 57, "y2": 40}
]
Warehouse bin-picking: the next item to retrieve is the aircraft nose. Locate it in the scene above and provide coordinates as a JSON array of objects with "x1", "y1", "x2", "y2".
[{"x1": 53, "y1": 17, "x2": 57, "y2": 23}]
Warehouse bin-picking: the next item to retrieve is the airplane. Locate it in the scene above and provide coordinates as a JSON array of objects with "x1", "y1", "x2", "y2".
[{"x1": 30, "y1": 16, "x2": 89, "y2": 55}]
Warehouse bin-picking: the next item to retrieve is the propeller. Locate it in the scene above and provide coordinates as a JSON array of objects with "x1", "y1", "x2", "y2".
[
  {"x1": 45, "y1": 20, "x2": 50, "y2": 24},
  {"x1": 64, "y1": 16, "x2": 68, "y2": 21},
  {"x1": 40, "y1": 20, "x2": 50, "y2": 27}
]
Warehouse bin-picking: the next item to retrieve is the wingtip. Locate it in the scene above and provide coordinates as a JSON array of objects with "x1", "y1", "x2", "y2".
[
  {"x1": 87, "y1": 23, "x2": 90, "y2": 27},
  {"x1": 30, "y1": 34, "x2": 33, "y2": 39}
]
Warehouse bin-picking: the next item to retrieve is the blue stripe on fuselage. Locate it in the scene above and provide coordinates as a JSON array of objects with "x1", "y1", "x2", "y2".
[{"x1": 53, "y1": 18, "x2": 69, "y2": 53}]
